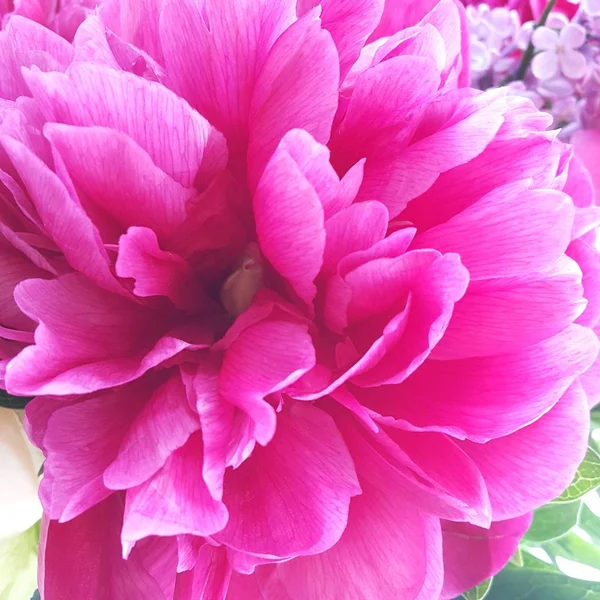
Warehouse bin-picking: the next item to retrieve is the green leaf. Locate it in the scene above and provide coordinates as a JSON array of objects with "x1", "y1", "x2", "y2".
[
  {"x1": 487, "y1": 553, "x2": 600, "y2": 600},
  {"x1": 555, "y1": 447, "x2": 600, "y2": 503},
  {"x1": 0, "y1": 522, "x2": 40, "y2": 600},
  {"x1": 510, "y1": 548, "x2": 524, "y2": 567},
  {"x1": 545, "y1": 532, "x2": 600, "y2": 572},
  {"x1": 0, "y1": 389, "x2": 33, "y2": 410},
  {"x1": 462, "y1": 578, "x2": 493, "y2": 600},
  {"x1": 580, "y1": 503, "x2": 600, "y2": 546},
  {"x1": 525, "y1": 500, "x2": 581, "y2": 543}
]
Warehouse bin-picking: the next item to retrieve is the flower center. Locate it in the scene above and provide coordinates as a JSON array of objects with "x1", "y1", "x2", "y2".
[{"x1": 220, "y1": 243, "x2": 264, "y2": 317}]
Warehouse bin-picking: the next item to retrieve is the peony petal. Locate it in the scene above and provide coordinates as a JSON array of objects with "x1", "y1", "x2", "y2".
[
  {"x1": 458, "y1": 382, "x2": 590, "y2": 520},
  {"x1": 219, "y1": 318, "x2": 316, "y2": 446},
  {"x1": 571, "y1": 130, "x2": 600, "y2": 201},
  {"x1": 39, "y1": 495, "x2": 168, "y2": 600},
  {"x1": 214, "y1": 402, "x2": 360, "y2": 559},
  {"x1": 247, "y1": 9, "x2": 340, "y2": 187},
  {"x1": 322, "y1": 201, "x2": 389, "y2": 275},
  {"x1": 160, "y1": 0, "x2": 296, "y2": 160},
  {"x1": 45, "y1": 124, "x2": 193, "y2": 241},
  {"x1": 272, "y1": 414, "x2": 443, "y2": 599},
  {"x1": 122, "y1": 432, "x2": 228, "y2": 549},
  {"x1": 115, "y1": 226, "x2": 206, "y2": 310},
  {"x1": 254, "y1": 144, "x2": 325, "y2": 308},
  {"x1": 433, "y1": 255, "x2": 587, "y2": 359},
  {"x1": 174, "y1": 545, "x2": 231, "y2": 600},
  {"x1": 364, "y1": 325, "x2": 599, "y2": 441},
  {"x1": 0, "y1": 15, "x2": 73, "y2": 101},
  {"x1": 103, "y1": 372, "x2": 199, "y2": 490},
  {"x1": 0, "y1": 136, "x2": 123, "y2": 295},
  {"x1": 24, "y1": 62, "x2": 226, "y2": 188},
  {"x1": 569, "y1": 239, "x2": 600, "y2": 329},
  {"x1": 412, "y1": 181, "x2": 575, "y2": 280},
  {"x1": 440, "y1": 514, "x2": 533, "y2": 599},
  {"x1": 6, "y1": 274, "x2": 199, "y2": 396},
  {"x1": 40, "y1": 382, "x2": 148, "y2": 521}
]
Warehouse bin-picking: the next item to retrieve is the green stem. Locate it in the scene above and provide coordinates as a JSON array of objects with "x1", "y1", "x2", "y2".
[{"x1": 502, "y1": 0, "x2": 558, "y2": 84}]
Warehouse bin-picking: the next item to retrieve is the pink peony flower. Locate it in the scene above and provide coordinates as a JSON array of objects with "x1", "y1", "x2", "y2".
[{"x1": 0, "y1": 0, "x2": 599, "y2": 598}]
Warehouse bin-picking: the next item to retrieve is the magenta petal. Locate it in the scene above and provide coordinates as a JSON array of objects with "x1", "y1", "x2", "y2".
[
  {"x1": 174, "y1": 545, "x2": 231, "y2": 600},
  {"x1": 434, "y1": 255, "x2": 587, "y2": 359},
  {"x1": 116, "y1": 227, "x2": 205, "y2": 310},
  {"x1": 6, "y1": 274, "x2": 195, "y2": 395},
  {"x1": 440, "y1": 514, "x2": 533, "y2": 599},
  {"x1": 24, "y1": 62, "x2": 227, "y2": 188},
  {"x1": 458, "y1": 382, "x2": 590, "y2": 520},
  {"x1": 247, "y1": 9, "x2": 340, "y2": 186},
  {"x1": 367, "y1": 325, "x2": 599, "y2": 441},
  {"x1": 0, "y1": 136, "x2": 123, "y2": 295},
  {"x1": 45, "y1": 124, "x2": 193, "y2": 241},
  {"x1": 273, "y1": 418, "x2": 443, "y2": 600},
  {"x1": 39, "y1": 495, "x2": 168, "y2": 600},
  {"x1": 413, "y1": 181, "x2": 575, "y2": 280},
  {"x1": 160, "y1": 0, "x2": 295, "y2": 158},
  {"x1": 122, "y1": 432, "x2": 229, "y2": 548},
  {"x1": 214, "y1": 402, "x2": 360, "y2": 559},
  {"x1": 568, "y1": 239, "x2": 600, "y2": 329},
  {"x1": 318, "y1": 0, "x2": 384, "y2": 80},
  {"x1": 40, "y1": 383, "x2": 147, "y2": 521},
  {"x1": 322, "y1": 201, "x2": 389, "y2": 275},
  {"x1": 220, "y1": 318, "x2": 316, "y2": 446},
  {"x1": 254, "y1": 143, "x2": 325, "y2": 308},
  {"x1": 104, "y1": 372, "x2": 199, "y2": 490}
]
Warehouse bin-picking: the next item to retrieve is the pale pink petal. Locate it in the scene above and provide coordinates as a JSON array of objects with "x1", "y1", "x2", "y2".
[
  {"x1": 122, "y1": 432, "x2": 228, "y2": 548},
  {"x1": 219, "y1": 318, "x2": 316, "y2": 446},
  {"x1": 458, "y1": 382, "x2": 590, "y2": 520},
  {"x1": 531, "y1": 50, "x2": 559, "y2": 80},
  {"x1": 39, "y1": 495, "x2": 168, "y2": 600},
  {"x1": 254, "y1": 144, "x2": 325, "y2": 308},
  {"x1": 24, "y1": 63, "x2": 227, "y2": 188},
  {"x1": 413, "y1": 182, "x2": 575, "y2": 280},
  {"x1": 103, "y1": 372, "x2": 199, "y2": 490},
  {"x1": 440, "y1": 514, "x2": 533, "y2": 599},
  {"x1": 559, "y1": 49, "x2": 587, "y2": 80},
  {"x1": 247, "y1": 9, "x2": 340, "y2": 186},
  {"x1": 560, "y1": 23, "x2": 586, "y2": 50},
  {"x1": 531, "y1": 26, "x2": 559, "y2": 51},
  {"x1": 214, "y1": 402, "x2": 360, "y2": 559},
  {"x1": 0, "y1": 15, "x2": 73, "y2": 101}
]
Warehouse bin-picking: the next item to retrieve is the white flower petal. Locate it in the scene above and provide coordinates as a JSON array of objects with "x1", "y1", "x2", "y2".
[
  {"x1": 559, "y1": 49, "x2": 588, "y2": 80},
  {"x1": 532, "y1": 26, "x2": 560, "y2": 51},
  {"x1": 560, "y1": 23, "x2": 587, "y2": 50},
  {"x1": 532, "y1": 50, "x2": 559, "y2": 80}
]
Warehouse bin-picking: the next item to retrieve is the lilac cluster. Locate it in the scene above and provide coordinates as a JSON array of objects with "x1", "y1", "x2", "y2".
[{"x1": 467, "y1": 1, "x2": 600, "y2": 139}]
